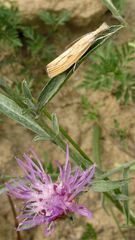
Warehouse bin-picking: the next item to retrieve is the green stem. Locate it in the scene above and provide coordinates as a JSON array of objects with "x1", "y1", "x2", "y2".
[
  {"x1": 109, "y1": 206, "x2": 126, "y2": 240},
  {"x1": 105, "y1": 192, "x2": 135, "y2": 225},
  {"x1": 8, "y1": 195, "x2": 22, "y2": 240},
  {"x1": 43, "y1": 108, "x2": 93, "y2": 165},
  {"x1": 38, "y1": 109, "x2": 135, "y2": 225},
  {"x1": 98, "y1": 161, "x2": 135, "y2": 179},
  {"x1": 38, "y1": 115, "x2": 90, "y2": 168}
]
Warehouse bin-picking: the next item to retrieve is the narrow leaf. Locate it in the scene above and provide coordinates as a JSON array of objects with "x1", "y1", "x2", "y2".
[
  {"x1": 98, "y1": 160, "x2": 135, "y2": 179},
  {"x1": 102, "y1": 0, "x2": 126, "y2": 25},
  {"x1": 22, "y1": 80, "x2": 33, "y2": 101},
  {"x1": 0, "y1": 93, "x2": 47, "y2": 136},
  {"x1": 91, "y1": 179, "x2": 128, "y2": 192},
  {"x1": 34, "y1": 134, "x2": 51, "y2": 141},
  {"x1": 52, "y1": 113, "x2": 59, "y2": 135},
  {"x1": 38, "y1": 25, "x2": 123, "y2": 109},
  {"x1": 113, "y1": 194, "x2": 129, "y2": 201},
  {"x1": 122, "y1": 167, "x2": 129, "y2": 225}
]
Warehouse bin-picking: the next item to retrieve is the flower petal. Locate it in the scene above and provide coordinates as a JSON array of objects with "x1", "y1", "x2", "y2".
[{"x1": 69, "y1": 203, "x2": 92, "y2": 219}]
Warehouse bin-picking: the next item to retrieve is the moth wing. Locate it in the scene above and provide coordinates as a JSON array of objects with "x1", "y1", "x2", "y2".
[
  {"x1": 47, "y1": 34, "x2": 93, "y2": 78},
  {"x1": 46, "y1": 22, "x2": 109, "y2": 78}
]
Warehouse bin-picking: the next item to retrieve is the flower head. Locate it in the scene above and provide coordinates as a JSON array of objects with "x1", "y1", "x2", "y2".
[{"x1": 6, "y1": 146, "x2": 96, "y2": 235}]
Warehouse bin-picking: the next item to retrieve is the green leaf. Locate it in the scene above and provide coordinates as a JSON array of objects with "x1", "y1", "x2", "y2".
[
  {"x1": 112, "y1": 0, "x2": 126, "y2": 14},
  {"x1": 38, "y1": 25, "x2": 123, "y2": 109},
  {"x1": 34, "y1": 134, "x2": 51, "y2": 141},
  {"x1": 81, "y1": 223, "x2": 97, "y2": 240},
  {"x1": 28, "y1": 34, "x2": 45, "y2": 56},
  {"x1": 98, "y1": 160, "x2": 135, "y2": 179},
  {"x1": 0, "y1": 184, "x2": 7, "y2": 194},
  {"x1": 91, "y1": 179, "x2": 128, "y2": 192},
  {"x1": 38, "y1": 72, "x2": 68, "y2": 109},
  {"x1": 22, "y1": 80, "x2": 33, "y2": 101},
  {"x1": 102, "y1": 0, "x2": 126, "y2": 25},
  {"x1": 0, "y1": 93, "x2": 47, "y2": 136},
  {"x1": 0, "y1": 174, "x2": 14, "y2": 181},
  {"x1": 122, "y1": 167, "x2": 129, "y2": 225},
  {"x1": 57, "y1": 10, "x2": 71, "y2": 26},
  {"x1": 38, "y1": 10, "x2": 71, "y2": 32},
  {"x1": 22, "y1": 26, "x2": 35, "y2": 40},
  {"x1": 0, "y1": 4, "x2": 22, "y2": 48},
  {"x1": 130, "y1": 164, "x2": 135, "y2": 171},
  {"x1": 113, "y1": 194, "x2": 129, "y2": 201},
  {"x1": 51, "y1": 113, "x2": 59, "y2": 135}
]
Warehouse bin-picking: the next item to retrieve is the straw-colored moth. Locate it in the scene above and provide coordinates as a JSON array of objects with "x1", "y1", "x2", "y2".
[{"x1": 46, "y1": 22, "x2": 109, "y2": 79}]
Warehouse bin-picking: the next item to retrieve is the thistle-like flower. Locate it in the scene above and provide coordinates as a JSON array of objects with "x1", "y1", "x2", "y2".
[{"x1": 6, "y1": 146, "x2": 96, "y2": 235}]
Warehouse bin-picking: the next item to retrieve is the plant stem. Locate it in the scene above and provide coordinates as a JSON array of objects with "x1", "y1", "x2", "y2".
[
  {"x1": 105, "y1": 192, "x2": 135, "y2": 225},
  {"x1": 39, "y1": 114, "x2": 90, "y2": 168},
  {"x1": 43, "y1": 108, "x2": 93, "y2": 164},
  {"x1": 40, "y1": 108, "x2": 135, "y2": 225},
  {"x1": 109, "y1": 206, "x2": 127, "y2": 240},
  {"x1": 7, "y1": 195, "x2": 22, "y2": 240}
]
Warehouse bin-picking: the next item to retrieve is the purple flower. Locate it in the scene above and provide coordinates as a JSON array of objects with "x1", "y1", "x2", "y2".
[{"x1": 6, "y1": 146, "x2": 96, "y2": 235}]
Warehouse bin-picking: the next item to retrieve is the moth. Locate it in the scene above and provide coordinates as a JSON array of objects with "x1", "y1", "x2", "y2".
[{"x1": 46, "y1": 22, "x2": 109, "y2": 79}]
